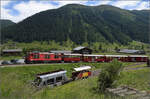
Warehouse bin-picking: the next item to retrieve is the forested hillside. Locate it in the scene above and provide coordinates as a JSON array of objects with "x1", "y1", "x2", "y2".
[
  {"x1": 1, "y1": 4, "x2": 150, "y2": 44},
  {"x1": 0, "y1": 19, "x2": 15, "y2": 29}
]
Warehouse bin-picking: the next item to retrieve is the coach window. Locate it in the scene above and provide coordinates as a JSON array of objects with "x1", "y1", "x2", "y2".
[
  {"x1": 56, "y1": 76, "x2": 62, "y2": 82},
  {"x1": 45, "y1": 54, "x2": 50, "y2": 59},
  {"x1": 47, "y1": 78, "x2": 54, "y2": 85},
  {"x1": 33, "y1": 54, "x2": 39, "y2": 59}
]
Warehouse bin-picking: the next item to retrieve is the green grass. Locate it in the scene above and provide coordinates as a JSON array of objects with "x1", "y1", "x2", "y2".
[
  {"x1": 124, "y1": 63, "x2": 147, "y2": 69},
  {"x1": 0, "y1": 62, "x2": 149, "y2": 99},
  {"x1": 116, "y1": 68, "x2": 150, "y2": 91},
  {"x1": 0, "y1": 63, "x2": 106, "y2": 99},
  {"x1": 32, "y1": 77, "x2": 126, "y2": 99}
]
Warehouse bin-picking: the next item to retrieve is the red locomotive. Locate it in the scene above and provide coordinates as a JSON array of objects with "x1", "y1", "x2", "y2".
[
  {"x1": 25, "y1": 51, "x2": 148, "y2": 64},
  {"x1": 25, "y1": 52, "x2": 62, "y2": 64}
]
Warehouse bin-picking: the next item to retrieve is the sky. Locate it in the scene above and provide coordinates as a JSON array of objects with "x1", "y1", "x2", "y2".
[{"x1": 1, "y1": 0, "x2": 149, "y2": 23}]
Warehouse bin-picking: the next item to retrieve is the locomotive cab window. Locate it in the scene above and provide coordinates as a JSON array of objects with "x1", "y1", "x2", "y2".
[
  {"x1": 56, "y1": 76, "x2": 62, "y2": 82},
  {"x1": 45, "y1": 54, "x2": 50, "y2": 59},
  {"x1": 33, "y1": 54, "x2": 39, "y2": 59}
]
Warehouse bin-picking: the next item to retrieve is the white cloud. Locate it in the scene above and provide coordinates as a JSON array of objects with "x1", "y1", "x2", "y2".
[
  {"x1": 135, "y1": 1, "x2": 149, "y2": 10},
  {"x1": 111, "y1": 1, "x2": 141, "y2": 9},
  {"x1": 1, "y1": 1, "x2": 87, "y2": 23},
  {"x1": 1, "y1": 1, "x2": 16, "y2": 22},
  {"x1": 58, "y1": 1, "x2": 86, "y2": 6},
  {"x1": 85, "y1": 1, "x2": 112, "y2": 6},
  {"x1": 99, "y1": 1, "x2": 112, "y2": 5},
  {"x1": 1, "y1": 0, "x2": 149, "y2": 23},
  {"x1": 13, "y1": 1, "x2": 59, "y2": 22},
  {"x1": 1, "y1": 0, "x2": 11, "y2": 7},
  {"x1": 1, "y1": 1, "x2": 59, "y2": 23}
]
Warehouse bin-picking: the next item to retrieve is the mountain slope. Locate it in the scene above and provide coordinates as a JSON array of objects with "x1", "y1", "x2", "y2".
[
  {"x1": 1, "y1": 4, "x2": 149, "y2": 44},
  {"x1": 0, "y1": 19, "x2": 15, "y2": 29}
]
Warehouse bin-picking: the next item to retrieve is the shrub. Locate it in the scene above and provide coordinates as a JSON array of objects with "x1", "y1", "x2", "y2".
[{"x1": 98, "y1": 59, "x2": 123, "y2": 92}]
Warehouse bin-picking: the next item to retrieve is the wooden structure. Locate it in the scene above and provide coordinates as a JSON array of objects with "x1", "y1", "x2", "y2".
[
  {"x1": 2, "y1": 49, "x2": 22, "y2": 56},
  {"x1": 72, "y1": 46, "x2": 92, "y2": 54},
  {"x1": 106, "y1": 86, "x2": 150, "y2": 98}
]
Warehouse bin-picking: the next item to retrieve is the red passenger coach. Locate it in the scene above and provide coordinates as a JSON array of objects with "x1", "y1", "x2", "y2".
[
  {"x1": 62, "y1": 54, "x2": 82, "y2": 63},
  {"x1": 105, "y1": 55, "x2": 128, "y2": 62},
  {"x1": 128, "y1": 55, "x2": 148, "y2": 62},
  {"x1": 25, "y1": 52, "x2": 62, "y2": 64},
  {"x1": 83, "y1": 54, "x2": 105, "y2": 62}
]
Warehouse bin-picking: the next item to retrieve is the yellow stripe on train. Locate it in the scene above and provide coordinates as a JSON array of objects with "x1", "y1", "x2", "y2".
[{"x1": 82, "y1": 72, "x2": 89, "y2": 77}]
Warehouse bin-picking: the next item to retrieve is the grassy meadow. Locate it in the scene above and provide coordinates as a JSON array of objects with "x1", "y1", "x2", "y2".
[
  {"x1": 116, "y1": 68, "x2": 150, "y2": 91},
  {"x1": 0, "y1": 62, "x2": 149, "y2": 99}
]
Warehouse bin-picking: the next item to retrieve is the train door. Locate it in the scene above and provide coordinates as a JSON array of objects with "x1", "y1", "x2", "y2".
[
  {"x1": 92, "y1": 56, "x2": 95, "y2": 62},
  {"x1": 80, "y1": 54, "x2": 83, "y2": 62},
  {"x1": 131, "y1": 57, "x2": 136, "y2": 62}
]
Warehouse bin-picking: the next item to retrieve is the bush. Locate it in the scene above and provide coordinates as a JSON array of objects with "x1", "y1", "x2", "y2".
[{"x1": 98, "y1": 59, "x2": 123, "y2": 92}]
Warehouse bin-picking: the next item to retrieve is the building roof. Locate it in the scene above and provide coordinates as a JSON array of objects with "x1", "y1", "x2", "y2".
[
  {"x1": 73, "y1": 46, "x2": 86, "y2": 51},
  {"x1": 119, "y1": 49, "x2": 140, "y2": 54},
  {"x1": 2, "y1": 49, "x2": 22, "y2": 52},
  {"x1": 74, "y1": 66, "x2": 91, "y2": 72}
]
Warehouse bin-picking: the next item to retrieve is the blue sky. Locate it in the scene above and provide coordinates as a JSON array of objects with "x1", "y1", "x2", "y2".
[{"x1": 1, "y1": 0, "x2": 149, "y2": 23}]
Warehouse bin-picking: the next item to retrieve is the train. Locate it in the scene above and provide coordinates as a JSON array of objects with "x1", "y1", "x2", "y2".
[
  {"x1": 33, "y1": 66, "x2": 92, "y2": 87},
  {"x1": 25, "y1": 51, "x2": 149, "y2": 64}
]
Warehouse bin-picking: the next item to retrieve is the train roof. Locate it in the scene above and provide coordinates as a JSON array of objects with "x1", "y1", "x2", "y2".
[
  {"x1": 29, "y1": 52, "x2": 55, "y2": 54},
  {"x1": 74, "y1": 66, "x2": 91, "y2": 72},
  {"x1": 64, "y1": 53, "x2": 82, "y2": 56},
  {"x1": 128, "y1": 55, "x2": 148, "y2": 57},
  {"x1": 83, "y1": 54, "x2": 128, "y2": 57},
  {"x1": 105, "y1": 55, "x2": 128, "y2": 57},
  {"x1": 37, "y1": 69, "x2": 67, "y2": 79},
  {"x1": 83, "y1": 54, "x2": 104, "y2": 57}
]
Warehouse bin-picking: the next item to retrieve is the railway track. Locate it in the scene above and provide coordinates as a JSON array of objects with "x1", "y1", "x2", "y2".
[
  {"x1": 0, "y1": 63, "x2": 69, "y2": 67},
  {"x1": 0, "y1": 62, "x2": 148, "y2": 67}
]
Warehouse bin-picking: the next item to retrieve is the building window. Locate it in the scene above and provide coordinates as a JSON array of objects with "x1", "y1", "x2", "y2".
[
  {"x1": 45, "y1": 54, "x2": 50, "y2": 59},
  {"x1": 56, "y1": 76, "x2": 62, "y2": 82},
  {"x1": 47, "y1": 78, "x2": 54, "y2": 85},
  {"x1": 33, "y1": 54, "x2": 39, "y2": 59}
]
